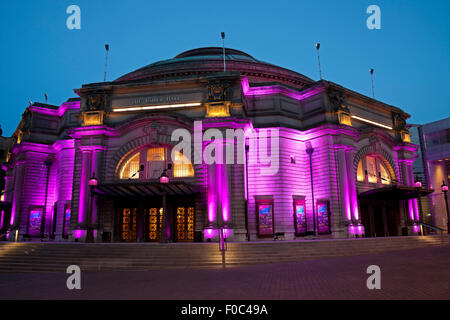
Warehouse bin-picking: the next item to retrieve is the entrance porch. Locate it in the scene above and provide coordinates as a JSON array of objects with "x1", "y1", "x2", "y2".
[{"x1": 94, "y1": 181, "x2": 199, "y2": 243}]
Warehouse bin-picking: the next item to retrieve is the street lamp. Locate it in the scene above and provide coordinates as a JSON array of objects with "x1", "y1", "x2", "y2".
[
  {"x1": 159, "y1": 164, "x2": 172, "y2": 243},
  {"x1": 441, "y1": 181, "x2": 449, "y2": 235},
  {"x1": 415, "y1": 180, "x2": 423, "y2": 235},
  {"x1": 86, "y1": 172, "x2": 98, "y2": 243}
]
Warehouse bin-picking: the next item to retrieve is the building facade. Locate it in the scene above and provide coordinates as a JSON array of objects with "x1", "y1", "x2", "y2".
[
  {"x1": 0, "y1": 47, "x2": 428, "y2": 242},
  {"x1": 0, "y1": 131, "x2": 12, "y2": 236},
  {"x1": 411, "y1": 118, "x2": 450, "y2": 230}
]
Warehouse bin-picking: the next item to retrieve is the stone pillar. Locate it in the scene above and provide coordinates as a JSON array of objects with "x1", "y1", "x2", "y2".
[
  {"x1": 2, "y1": 167, "x2": 13, "y2": 203},
  {"x1": 91, "y1": 149, "x2": 103, "y2": 230},
  {"x1": 1, "y1": 166, "x2": 13, "y2": 232},
  {"x1": 346, "y1": 149, "x2": 360, "y2": 222},
  {"x1": 78, "y1": 148, "x2": 92, "y2": 229},
  {"x1": 207, "y1": 163, "x2": 217, "y2": 227},
  {"x1": 54, "y1": 143, "x2": 75, "y2": 241},
  {"x1": 11, "y1": 161, "x2": 25, "y2": 230},
  {"x1": 337, "y1": 148, "x2": 352, "y2": 223},
  {"x1": 399, "y1": 160, "x2": 415, "y2": 222}
]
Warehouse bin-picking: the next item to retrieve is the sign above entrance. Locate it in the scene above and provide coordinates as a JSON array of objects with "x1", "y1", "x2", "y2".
[{"x1": 111, "y1": 92, "x2": 204, "y2": 112}]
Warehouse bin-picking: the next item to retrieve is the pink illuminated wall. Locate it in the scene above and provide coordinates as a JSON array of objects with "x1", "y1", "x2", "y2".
[{"x1": 9, "y1": 140, "x2": 75, "y2": 238}]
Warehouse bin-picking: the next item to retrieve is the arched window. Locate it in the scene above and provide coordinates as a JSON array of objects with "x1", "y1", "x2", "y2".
[
  {"x1": 120, "y1": 153, "x2": 140, "y2": 180},
  {"x1": 118, "y1": 146, "x2": 194, "y2": 180},
  {"x1": 356, "y1": 155, "x2": 393, "y2": 185},
  {"x1": 379, "y1": 162, "x2": 391, "y2": 185},
  {"x1": 173, "y1": 151, "x2": 194, "y2": 178}
]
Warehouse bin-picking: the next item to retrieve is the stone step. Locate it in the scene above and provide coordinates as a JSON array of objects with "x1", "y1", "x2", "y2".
[{"x1": 0, "y1": 235, "x2": 447, "y2": 273}]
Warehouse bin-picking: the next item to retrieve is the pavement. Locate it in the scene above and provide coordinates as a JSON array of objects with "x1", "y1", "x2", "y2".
[{"x1": 0, "y1": 245, "x2": 449, "y2": 300}]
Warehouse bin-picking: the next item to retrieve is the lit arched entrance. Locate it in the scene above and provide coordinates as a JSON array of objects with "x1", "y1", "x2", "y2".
[
  {"x1": 356, "y1": 154, "x2": 402, "y2": 237},
  {"x1": 100, "y1": 145, "x2": 197, "y2": 242}
]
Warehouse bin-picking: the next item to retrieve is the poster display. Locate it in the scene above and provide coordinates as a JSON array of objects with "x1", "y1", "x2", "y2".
[
  {"x1": 317, "y1": 201, "x2": 331, "y2": 234},
  {"x1": 257, "y1": 202, "x2": 274, "y2": 236},
  {"x1": 294, "y1": 200, "x2": 307, "y2": 235},
  {"x1": 63, "y1": 205, "x2": 71, "y2": 238},
  {"x1": 28, "y1": 208, "x2": 43, "y2": 236}
]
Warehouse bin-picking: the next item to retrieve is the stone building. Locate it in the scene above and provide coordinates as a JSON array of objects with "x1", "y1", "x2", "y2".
[
  {"x1": 410, "y1": 118, "x2": 450, "y2": 230},
  {"x1": 0, "y1": 47, "x2": 430, "y2": 242},
  {"x1": 0, "y1": 129, "x2": 12, "y2": 236}
]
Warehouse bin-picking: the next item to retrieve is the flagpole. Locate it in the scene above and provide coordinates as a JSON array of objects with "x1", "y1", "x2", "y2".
[
  {"x1": 316, "y1": 43, "x2": 323, "y2": 80},
  {"x1": 221, "y1": 32, "x2": 226, "y2": 72},
  {"x1": 104, "y1": 44, "x2": 110, "y2": 82},
  {"x1": 370, "y1": 68, "x2": 375, "y2": 98}
]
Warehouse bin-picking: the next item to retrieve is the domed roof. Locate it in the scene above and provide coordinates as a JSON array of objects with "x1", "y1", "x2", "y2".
[{"x1": 115, "y1": 47, "x2": 313, "y2": 88}]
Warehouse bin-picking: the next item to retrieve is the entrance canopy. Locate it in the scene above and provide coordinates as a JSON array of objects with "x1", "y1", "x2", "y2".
[
  {"x1": 94, "y1": 181, "x2": 199, "y2": 198},
  {"x1": 358, "y1": 185, "x2": 434, "y2": 200}
]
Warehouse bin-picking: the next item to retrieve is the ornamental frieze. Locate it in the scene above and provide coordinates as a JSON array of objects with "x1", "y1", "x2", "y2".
[{"x1": 207, "y1": 80, "x2": 231, "y2": 102}]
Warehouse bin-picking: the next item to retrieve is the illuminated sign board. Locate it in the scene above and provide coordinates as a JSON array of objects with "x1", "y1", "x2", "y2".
[
  {"x1": 257, "y1": 200, "x2": 274, "y2": 237},
  {"x1": 28, "y1": 207, "x2": 43, "y2": 237},
  {"x1": 317, "y1": 201, "x2": 331, "y2": 234},
  {"x1": 111, "y1": 92, "x2": 203, "y2": 112},
  {"x1": 294, "y1": 199, "x2": 307, "y2": 235}
]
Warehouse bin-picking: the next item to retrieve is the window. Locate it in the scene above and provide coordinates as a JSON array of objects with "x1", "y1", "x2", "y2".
[
  {"x1": 379, "y1": 162, "x2": 391, "y2": 185},
  {"x1": 366, "y1": 156, "x2": 378, "y2": 184},
  {"x1": 256, "y1": 199, "x2": 274, "y2": 237},
  {"x1": 147, "y1": 148, "x2": 166, "y2": 179},
  {"x1": 118, "y1": 146, "x2": 195, "y2": 180},
  {"x1": 120, "y1": 153, "x2": 140, "y2": 179},
  {"x1": 173, "y1": 151, "x2": 194, "y2": 178},
  {"x1": 356, "y1": 155, "x2": 394, "y2": 185},
  {"x1": 357, "y1": 160, "x2": 365, "y2": 182}
]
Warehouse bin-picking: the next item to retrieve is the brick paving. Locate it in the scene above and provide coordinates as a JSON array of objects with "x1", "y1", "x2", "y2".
[{"x1": 0, "y1": 246, "x2": 448, "y2": 300}]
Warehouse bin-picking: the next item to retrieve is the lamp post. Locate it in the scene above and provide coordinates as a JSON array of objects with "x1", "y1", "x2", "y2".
[
  {"x1": 306, "y1": 142, "x2": 317, "y2": 236},
  {"x1": 159, "y1": 165, "x2": 171, "y2": 244},
  {"x1": 442, "y1": 181, "x2": 449, "y2": 235},
  {"x1": 415, "y1": 181, "x2": 423, "y2": 235},
  {"x1": 86, "y1": 172, "x2": 98, "y2": 243}
]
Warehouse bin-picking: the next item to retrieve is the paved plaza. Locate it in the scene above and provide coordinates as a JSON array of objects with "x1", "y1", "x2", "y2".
[{"x1": 0, "y1": 246, "x2": 449, "y2": 300}]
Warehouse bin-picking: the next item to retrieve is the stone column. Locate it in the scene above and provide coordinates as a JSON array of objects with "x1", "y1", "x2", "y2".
[
  {"x1": 337, "y1": 148, "x2": 352, "y2": 223},
  {"x1": 1, "y1": 166, "x2": 13, "y2": 232},
  {"x1": 78, "y1": 148, "x2": 92, "y2": 229},
  {"x1": 398, "y1": 160, "x2": 415, "y2": 222},
  {"x1": 345, "y1": 149, "x2": 360, "y2": 222},
  {"x1": 91, "y1": 148, "x2": 104, "y2": 229},
  {"x1": 11, "y1": 161, "x2": 25, "y2": 230},
  {"x1": 207, "y1": 163, "x2": 217, "y2": 227}
]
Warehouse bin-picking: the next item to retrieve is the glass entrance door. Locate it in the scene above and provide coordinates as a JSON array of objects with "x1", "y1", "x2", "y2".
[
  {"x1": 116, "y1": 201, "x2": 195, "y2": 242},
  {"x1": 120, "y1": 208, "x2": 137, "y2": 242},
  {"x1": 147, "y1": 207, "x2": 163, "y2": 242},
  {"x1": 176, "y1": 206, "x2": 194, "y2": 242}
]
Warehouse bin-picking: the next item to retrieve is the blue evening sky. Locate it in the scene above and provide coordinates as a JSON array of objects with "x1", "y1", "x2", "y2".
[{"x1": 0, "y1": 0, "x2": 449, "y2": 136}]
